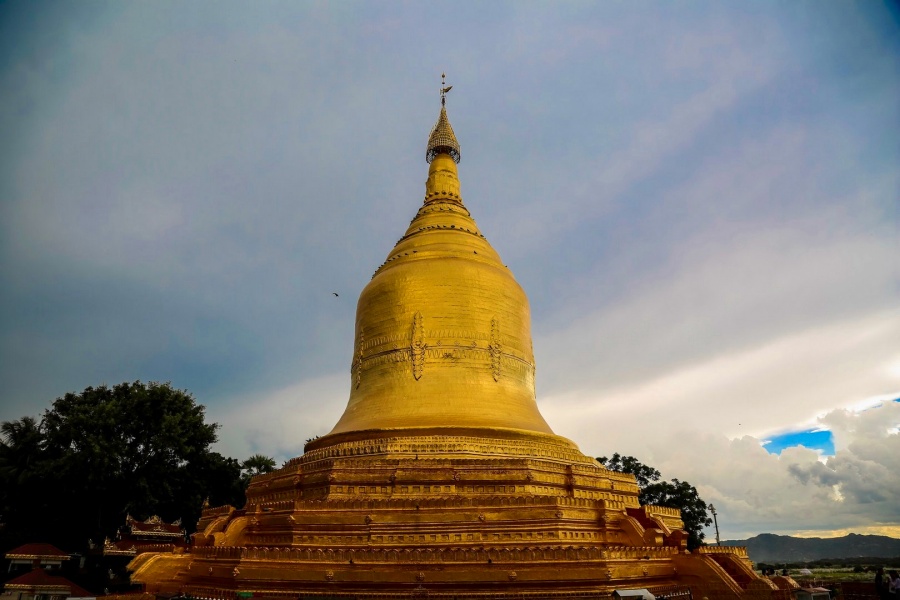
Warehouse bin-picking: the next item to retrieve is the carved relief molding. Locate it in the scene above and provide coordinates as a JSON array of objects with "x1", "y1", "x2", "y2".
[
  {"x1": 411, "y1": 312, "x2": 425, "y2": 380},
  {"x1": 490, "y1": 317, "x2": 502, "y2": 381},
  {"x1": 353, "y1": 329, "x2": 365, "y2": 389},
  {"x1": 351, "y1": 315, "x2": 533, "y2": 384}
]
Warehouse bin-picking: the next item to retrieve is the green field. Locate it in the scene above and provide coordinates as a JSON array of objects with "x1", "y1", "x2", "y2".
[{"x1": 790, "y1": 568, "x2": 877, "y2": 583}]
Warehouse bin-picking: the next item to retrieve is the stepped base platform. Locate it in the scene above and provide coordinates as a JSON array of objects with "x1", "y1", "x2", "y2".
[{"x1": 128, "y1": 434, "x2": 785, "y2": 600}]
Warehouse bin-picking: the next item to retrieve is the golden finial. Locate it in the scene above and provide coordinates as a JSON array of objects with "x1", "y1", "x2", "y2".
[
  {"x1": 427, "y1": 73, "x2": 460, "y2": 163},
  {"x1": 440, "y1": 72, "x2": 453, "y2": 106}
]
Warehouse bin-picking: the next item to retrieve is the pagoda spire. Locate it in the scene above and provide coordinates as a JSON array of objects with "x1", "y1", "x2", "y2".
[{"x1": 425, "y1": 73, "x2": 460, "y2": 164}]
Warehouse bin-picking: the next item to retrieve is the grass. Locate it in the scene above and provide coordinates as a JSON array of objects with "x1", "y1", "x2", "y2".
[{"x1": 787, "y1": 567, "x2": 878, "y2": 584}]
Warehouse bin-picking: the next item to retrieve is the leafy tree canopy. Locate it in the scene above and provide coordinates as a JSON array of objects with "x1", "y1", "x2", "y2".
[
  {"x1": 597, "y1": 452, "x2": 661, "y2": 488},
  {"x1": 241, "y1": 454, "x2": 277, "y2": 487},
  {"x1": 598, "y1": 453, "x2": 712, "y2": 550},
  {"x1": 0, "y1": 381, "x2": 247, "y2": 552}
]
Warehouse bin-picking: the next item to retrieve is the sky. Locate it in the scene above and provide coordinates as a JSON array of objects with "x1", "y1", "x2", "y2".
[{"x1": 1, "y1": 1, "x2": 898, "y2": 541}]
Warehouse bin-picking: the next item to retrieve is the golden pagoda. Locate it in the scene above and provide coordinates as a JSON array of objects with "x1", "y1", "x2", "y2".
[{"x1": 129, "y1": 83, "x2": 787, "y2": 600}]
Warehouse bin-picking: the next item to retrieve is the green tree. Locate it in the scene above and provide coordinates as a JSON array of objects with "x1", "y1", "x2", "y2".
[
  {"x1": 241, "y1": 454, "x2": 277, "y2": 487},
  {"x1": 641, "y1": 478, "x2": 712, "y2": 550},
  {"x1": 597, "y1": 452, "x2": 661, "y2": 487},
  {"x1": 597, "y1": 453, "x2": 712, "y2": 550},
  {"x1": 0, "y1": 417, "x2": 55, "y2": 547},
  {"x1": 0, "y1": 416, "x2": 45, "y2": 486},
  {"x1": 0, "y1": 381, "x2": 245, "y2": 551},
  {"x1": 177, "y1": 450, "x2": 245, "y2": 532}
]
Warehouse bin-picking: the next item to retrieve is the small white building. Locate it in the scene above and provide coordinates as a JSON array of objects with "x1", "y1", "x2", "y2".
[{"x1": 794, "y1": 587, "x2": 831, "y2": 600}]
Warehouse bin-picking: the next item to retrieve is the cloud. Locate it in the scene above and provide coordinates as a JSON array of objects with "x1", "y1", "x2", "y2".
[
  {"x1": 540, "y1": 309, "x2": 899, "y2": 446},
  {"x1": 490, "y1": 9, "x2": 783, "y2": 256},
  {"x1": 652, "y1": 401, "x2": 900, "y2": 539},
  {"x1": 531, "y1": 106, "x2": 898, "y2": 460},
  {"x1": 212, "y1": 372, "x2": 347, "y2": 463}
]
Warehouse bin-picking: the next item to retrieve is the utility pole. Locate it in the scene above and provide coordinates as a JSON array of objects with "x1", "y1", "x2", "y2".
[{"x1": 708, "y1": 503, "x2": 720, "y2": 546}]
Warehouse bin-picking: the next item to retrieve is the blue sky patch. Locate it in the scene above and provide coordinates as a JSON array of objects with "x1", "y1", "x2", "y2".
[{"x1": 763, "y1": 429, "x2": 835, "y2": 456}]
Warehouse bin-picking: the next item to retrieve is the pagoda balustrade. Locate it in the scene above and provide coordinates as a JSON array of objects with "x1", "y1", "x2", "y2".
[
  {"x1": 697, "y1": 546, "x2": 749, "y2": 557},
  {"x1": 190, "y1": 545, "x2": 678, "y2": 563}
]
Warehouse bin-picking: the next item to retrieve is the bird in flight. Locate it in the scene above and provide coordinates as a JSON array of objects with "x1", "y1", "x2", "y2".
[{"x1": 332, "y1": 292, "x2": 339, "y2": 297}]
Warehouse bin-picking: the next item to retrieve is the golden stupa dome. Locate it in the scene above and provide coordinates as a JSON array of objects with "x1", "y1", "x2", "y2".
[
  {"x1": 130, "y1": 85, "x2": 748, "y2": 600},
  {"x1": 130, "y1": 84, "x2": 748, "y2": 600},
  {"x1": 325, "y1": 97, "x2": 554, "y2": 441}
]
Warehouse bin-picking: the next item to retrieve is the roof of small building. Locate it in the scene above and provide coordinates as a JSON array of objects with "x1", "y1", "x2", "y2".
[
  {"x1": 103, "y1": 538, "x2": 180, "y2": 556},
  {"x1": 5, "y1": 543, "x2": 70, "y2": 560},
  {"x1": 126, "y1": 514, "x2": 183, "y2": 536},
  {"x1": 3, "y1": 569, "x2": 92, "y2": 598}
]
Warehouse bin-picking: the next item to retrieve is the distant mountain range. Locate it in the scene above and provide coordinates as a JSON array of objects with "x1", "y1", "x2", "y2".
[{"x1": 720, "y1": 533, "x2": 900, "y2": 563}]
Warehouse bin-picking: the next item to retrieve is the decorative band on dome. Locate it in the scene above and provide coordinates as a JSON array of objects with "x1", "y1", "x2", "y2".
[{"x1": 426, "y1": 106, "x2": 460, "y2": 164}]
